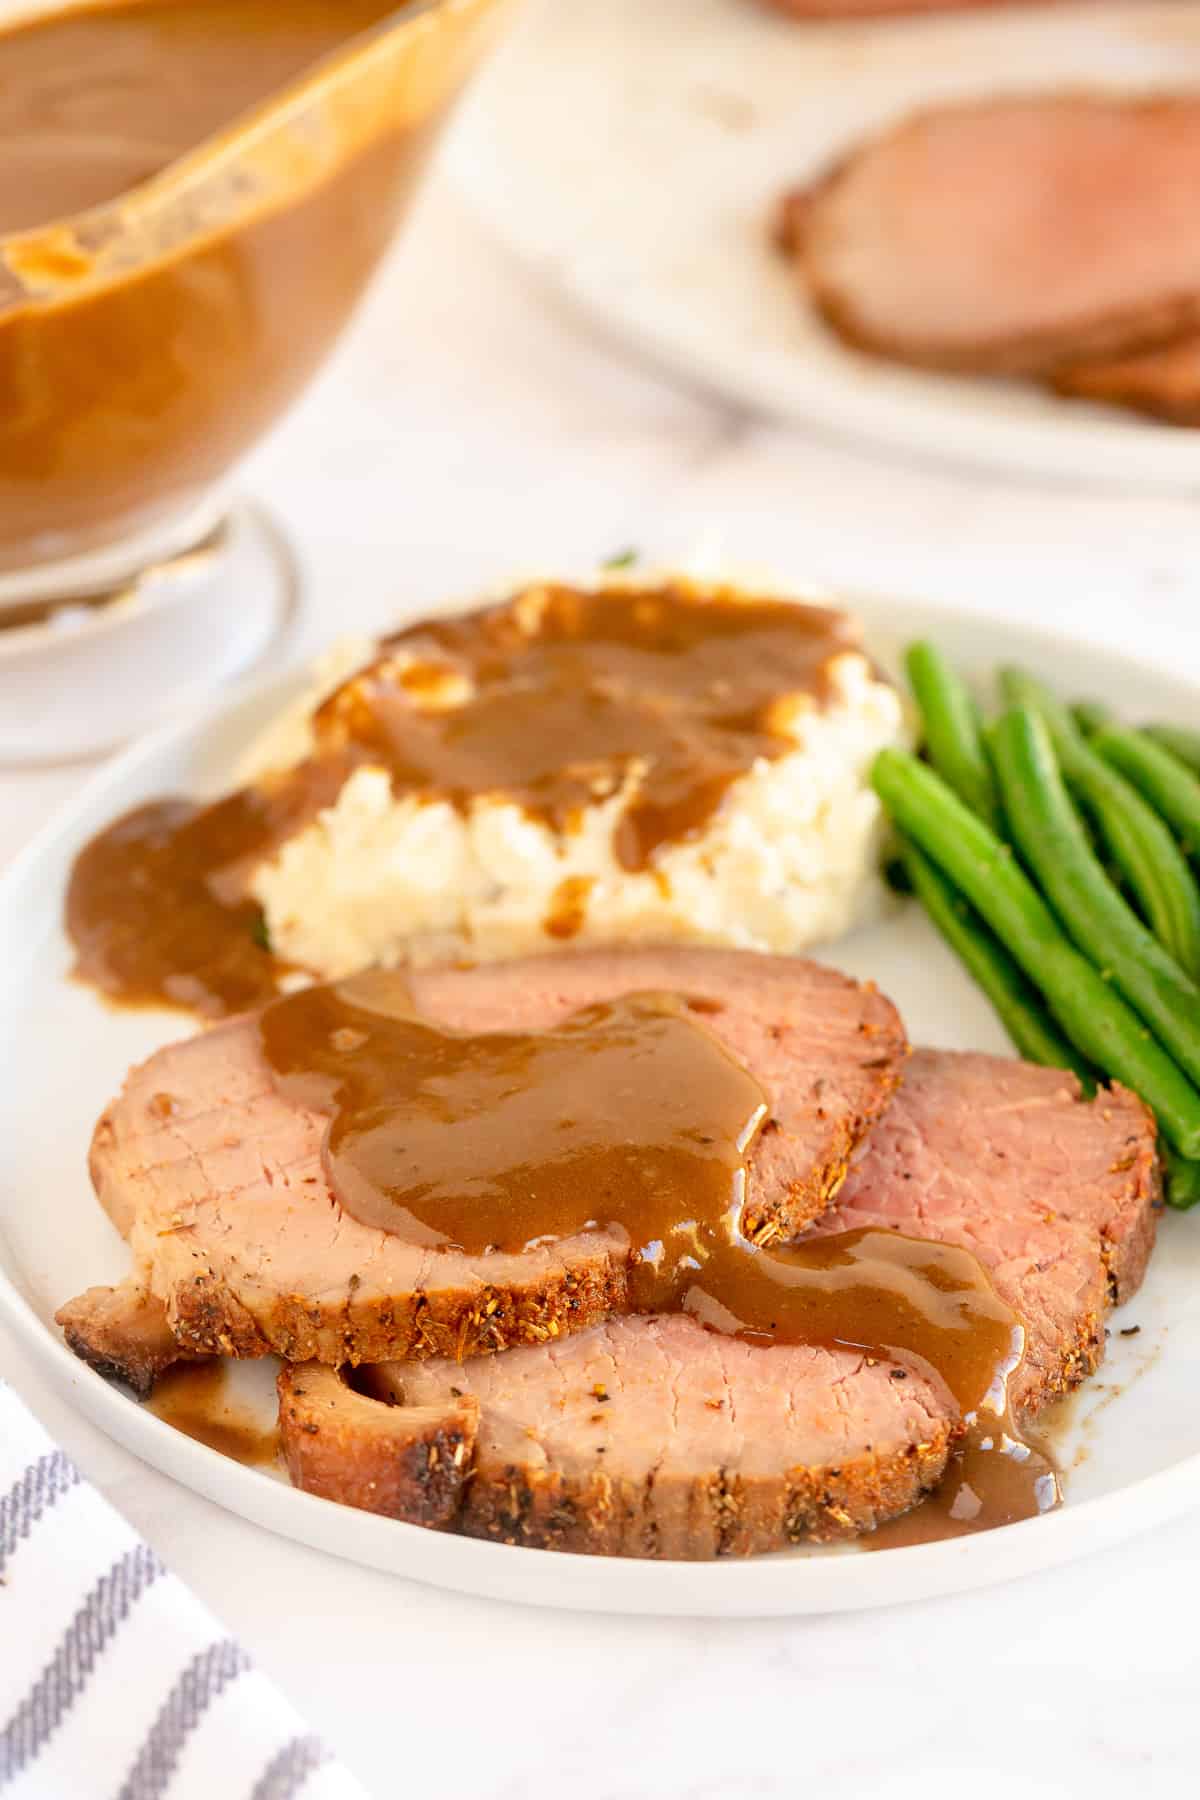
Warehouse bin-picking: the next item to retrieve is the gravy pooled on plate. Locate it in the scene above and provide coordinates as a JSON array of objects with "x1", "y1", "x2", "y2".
[{"x1": 148, "y1": 1361, "x2": 279, "y2": 1469}]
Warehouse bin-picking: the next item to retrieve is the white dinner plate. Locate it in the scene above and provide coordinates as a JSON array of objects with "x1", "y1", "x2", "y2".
[
  {"x1": 3, "y1": 591, "x2": 1200, "y2": 1616},
  {"x1": 449, "y1": 0, "x2": 1200, "y2": 489}
]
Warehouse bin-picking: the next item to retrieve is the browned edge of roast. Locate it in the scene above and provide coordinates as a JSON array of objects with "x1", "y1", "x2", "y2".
[
  {"x1": 1050, "y1": 334, "x2": 1200, "y2": 426},
  {"x1": 54, "y1": 1281, "x2": 203, "y2": 1399},
  {"x1": 165, "y1": 1256, "x2": 634, "y2": 1369},
  {"x1": 278, "y1": 1362, "x2": 479, "y2": 1528},
  {"x1": 804, "y1": 215, "x2": 1200, "y2": 379},
  {"x1": 453, "y1": 1406, "x2": 955, "y2": 1558}
]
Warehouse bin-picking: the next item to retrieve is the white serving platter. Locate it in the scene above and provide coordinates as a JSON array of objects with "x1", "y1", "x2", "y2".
[{"x1": 450, "y1": 0, "x2": 1200, "y2": 490}]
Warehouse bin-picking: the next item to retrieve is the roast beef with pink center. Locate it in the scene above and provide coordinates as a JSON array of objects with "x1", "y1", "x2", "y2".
[
  {"x1": 782, "y1": 95, "x2": 1200, "y2": 375},
  {"x1": 58, "y1": 948, "x2": 905, "y2": 1376},
  {"x1": 282, "y1": 1049, "x2": 1158, "y2": 1556}
]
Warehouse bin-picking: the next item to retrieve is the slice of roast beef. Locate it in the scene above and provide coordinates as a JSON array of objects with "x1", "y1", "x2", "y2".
[
  {"x1": 284, "y1": 1324, "x2": 956, "y2": 1554},
  {"x1": 60, "y1": 948, "x2": 905, "y2": 1380},
  {"x1": 819, "y1": 1049, "x2": 1158, "y2": 1411},
  {"x1": 786, "y1": 95, "x2": 1200, "y2": 375},
  {"x1": 1051, "y1": 332, "x2": 1200, "y2": 425},
  {"x1": 282, "y1": 1049, "x2": 1158, "y2": 1556}
]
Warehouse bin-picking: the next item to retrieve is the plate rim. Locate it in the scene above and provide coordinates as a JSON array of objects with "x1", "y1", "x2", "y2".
[{"x1": 3, "y1": 585, "x2": 1200, "y2": 1615}]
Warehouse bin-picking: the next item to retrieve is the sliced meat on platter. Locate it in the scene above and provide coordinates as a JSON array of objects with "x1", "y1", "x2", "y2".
[
  {"x1": 283, "y1": 1322, "x2": 957, "y2": 1555},
  {"x1": 783, "y1": 95, "x2": 1200, "y2": 377},
  {"x1": 280, "y1": 1049, "x2": 1158, "y2": 1556},
  {"x1": 59, "y1": 949, "x2": 906, "y2": 1375},
  {"x1": 817, "y1": 1048, "x2": 1158, "y2": 1411}
]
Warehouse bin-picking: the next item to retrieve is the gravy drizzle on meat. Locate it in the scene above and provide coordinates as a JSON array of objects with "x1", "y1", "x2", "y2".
[
  {"x1": 65, "y1": 584, "x2": 856, "y2": 1018},
  {"x1": 258, "y1": 973, "x2": 1059, "y2": 1532}
]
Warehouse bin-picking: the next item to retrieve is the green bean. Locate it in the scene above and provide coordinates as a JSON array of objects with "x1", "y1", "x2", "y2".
[
  {"x1": 999, "y1": 668, "x2": 1078, "y2": 750},
  {"x1": 1094, "y1": 726, "x2": 1200, "y2": 859},
  {"x1": 999, "y1": 669, "x2": 1200, "y2": 978},
  {"x1": 1074, "y1": 763, "x2": 1200, "y2": 977},
  {"x1": 901, "y1": 836, "x2": 1093, "y2": 1086},
  {"x1": 904, "y1": 641, "x2": 1001, "y2": 830},
  {"x1": 1070, "y1": 701, "x2": 1113, "y2": 738},
  {"x1": 989, "y1": 707, "x2": 1200, "y2": 1092},
  {"x1": 1164, "y1": 1145, "x2": 1200, "y2": 1212},
  {"x1": 871, "y1": 746, "x2": 1200, "y2": 1156},
  {"x1": 1144, "y1": 724, "x2": 1200, "y2": 777}
]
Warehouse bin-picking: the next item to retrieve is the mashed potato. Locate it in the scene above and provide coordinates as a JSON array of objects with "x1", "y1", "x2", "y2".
[{"x1": 244, "y1": 582, "x2": 908, "y2": 977}]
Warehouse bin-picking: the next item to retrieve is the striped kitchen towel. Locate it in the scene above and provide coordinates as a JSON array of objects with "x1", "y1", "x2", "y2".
[{"x1": 0, "y1": 1380, "x2": 369, "y2": 1800}]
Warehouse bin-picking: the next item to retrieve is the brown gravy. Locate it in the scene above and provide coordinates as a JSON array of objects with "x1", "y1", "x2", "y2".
[
  {"x1": 66, "y1": 780, "x2": 335, "y2": 1018},
  {"x1": 0, "y1": 0, "x2": 400, "y2": 235},
  {"x1": 147, "y1": 1361, "x2": 279, "y2": 1468},
  {"x1": 66, "y1": 584, "x2": 856, "y2": 1016},
  {"x1": 327, "y1": 583, "x2": 853, "y2": 871},
  {"x1": 0, "y1": 0, "x2": 452, "y2": 566},
  {"x1": 257, "y1": 973, "x2": 1059, "y2": 1534},
  {"x1": 545, "y1": 875, "x2": 596, "y2": 941},
  {"x1": 866, "y1": 1417, "x2": 1058, "y2": 1549}
]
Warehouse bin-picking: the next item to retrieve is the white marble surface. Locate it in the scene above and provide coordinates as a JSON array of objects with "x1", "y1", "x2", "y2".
[{"x1": 3, "y1": 148, "x2": 1200, "y2": 1798}]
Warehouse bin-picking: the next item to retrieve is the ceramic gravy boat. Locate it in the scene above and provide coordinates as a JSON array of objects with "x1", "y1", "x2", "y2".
[{"x1": 0, "y1": 0, "x2": 509, "y2": 592}]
